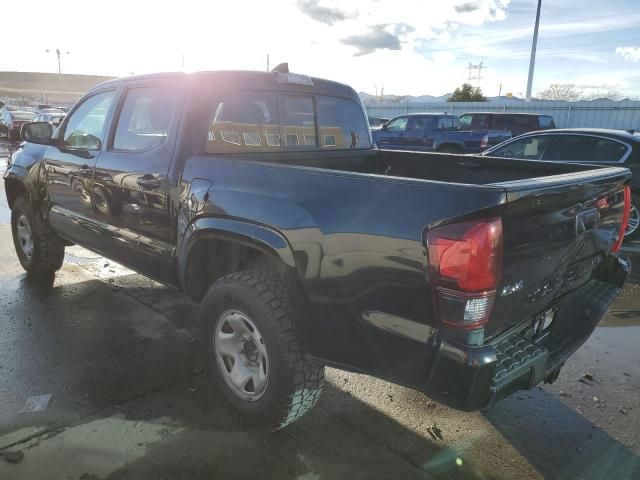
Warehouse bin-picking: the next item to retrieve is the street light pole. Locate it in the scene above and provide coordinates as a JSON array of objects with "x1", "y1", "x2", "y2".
[
  {"x1": 525, "y1": 0, "x2": 542, "y2": 101},
  {"x1": 45, "y1": 48, "x2": 70, "y2": 74}
]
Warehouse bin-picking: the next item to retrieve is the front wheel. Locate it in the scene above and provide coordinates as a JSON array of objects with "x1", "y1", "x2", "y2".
[
  {"x1": 200, "y1": 270, "x2": 324, "y2": 430},
  {"x1": 11, "y1": 196, "x2": 65, "y2": 275}
]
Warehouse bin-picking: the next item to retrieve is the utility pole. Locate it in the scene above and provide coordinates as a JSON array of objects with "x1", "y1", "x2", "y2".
[
  {"x1": 525, "y1": 0, "x2": 542, "y2": 101},
  {"x1": 266, "y1": 54, "x2": 270, "y2": 72},
  {"x1": 466, "y1": 61, "x2": 486, "y2": 88},
  {"x1": 46, "y1": 48, "x2": 70, "y2": 74}
]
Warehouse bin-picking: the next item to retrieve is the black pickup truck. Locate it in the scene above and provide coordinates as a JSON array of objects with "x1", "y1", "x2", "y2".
[{"x1": 5, "y1": 70, "x2": 631, "y2": 430}]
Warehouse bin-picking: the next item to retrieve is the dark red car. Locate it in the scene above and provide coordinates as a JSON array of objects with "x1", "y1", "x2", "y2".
[{"x1": 1, "y1": 109, "x2": 35, "y2": 142}]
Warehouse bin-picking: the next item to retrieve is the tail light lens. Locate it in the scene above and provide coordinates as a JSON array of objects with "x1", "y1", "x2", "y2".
[
  {"x1": 480, "y1": 134, "x2": 489, "y2": 149},
  {"x1": 612, "y1": 185, "x2": 631, "y2": 253},
  {"x1": 427, "y1": 218, "x2": 503, "y2": 329}
]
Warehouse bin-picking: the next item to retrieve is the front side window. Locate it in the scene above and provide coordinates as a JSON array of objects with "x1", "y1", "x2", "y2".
[
  {"x1": 385, "y1": 117, "x2": 408, "y2": 132},
  {"x1": 490, "y1": 135, "x2": 552, "y2": 159},
  {"x1": 113, "y1": 86, "x2": 177, "y2": 151},
  {"x1": 459, "y1": 114, "x2": 472, "y2": 129},
  {"x1": 62, "y1": 91, "x2": 115, "y2": 150}
]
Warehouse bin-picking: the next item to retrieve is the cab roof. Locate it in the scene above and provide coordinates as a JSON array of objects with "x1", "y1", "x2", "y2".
[{"x1": 90, "y1": 70, "x2": 360, "y2": 101}]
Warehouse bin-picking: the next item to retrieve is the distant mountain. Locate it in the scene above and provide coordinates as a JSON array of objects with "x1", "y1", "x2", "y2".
[{"x1": 359, "y1": 91, "x2": 526, "y2": 104}]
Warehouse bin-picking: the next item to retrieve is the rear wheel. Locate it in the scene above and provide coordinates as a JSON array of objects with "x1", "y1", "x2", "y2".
[
  {"x1": 201, "y1": 269, "x2": 324, "y2": 430},
  {"x1": 11, "y1": 196, "x2": 65, "y2": 275}
]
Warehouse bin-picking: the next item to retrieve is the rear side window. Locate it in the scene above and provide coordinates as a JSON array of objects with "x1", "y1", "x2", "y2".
[
  {"x1": 471, "y1": 114, "x2": 489, "y2": 129},
  {"x1": 113, "y1": 86, "x2": 177, "y2": 152},
  {"x1": 543, "y1": 135, "x2": 628, "y2": 163},
  {"x1": 512, "y1": 116, "x2": 533, "y2": 126},
  {"x1": 459, "y1": 114, "x2": 472, "y2": 129},
  {"x1": 491, "y1": 115, "x2": 510, "y2": 130},
  {"x1": 205, "y1": 92, "x2": 370, "y2": 153},
  {"x1": 539, "y1": 116, "x2": 555, "y2": 128}
]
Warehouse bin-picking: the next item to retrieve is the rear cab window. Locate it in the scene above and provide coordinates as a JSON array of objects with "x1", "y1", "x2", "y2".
[{"x1": 205, "y1": 91, "x2": 370, "y2": 153}]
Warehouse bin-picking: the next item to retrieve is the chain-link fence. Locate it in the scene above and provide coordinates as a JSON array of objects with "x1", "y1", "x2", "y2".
[{"x1": 365, "y1": 100, "x2": 640, "y2": 130}]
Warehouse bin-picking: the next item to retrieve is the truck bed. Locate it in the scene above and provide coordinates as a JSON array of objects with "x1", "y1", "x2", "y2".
[{"x1": 250, "y1": 148, "x2": 617, "y2": 186}]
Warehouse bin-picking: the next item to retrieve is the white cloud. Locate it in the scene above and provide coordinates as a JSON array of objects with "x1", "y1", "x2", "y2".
[{"x1": 616, "y1": 47, "x2": 640, "y2": 63}]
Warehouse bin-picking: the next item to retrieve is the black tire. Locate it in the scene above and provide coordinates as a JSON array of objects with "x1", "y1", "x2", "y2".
[
  {"x1": 200, "y1": 269, "x2": 324, "y2": 430},
  {"x1": 11, "y1": 195, "x2": 65, "y2": 275},
  {"x1": 625, "y1": 194, "x2": 640, "y2": 240}
]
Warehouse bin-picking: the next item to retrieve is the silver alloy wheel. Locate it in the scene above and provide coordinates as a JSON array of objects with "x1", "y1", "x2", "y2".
[
  {"x1": 16, "y1": 213, "x2": 34, "y2": 260},
  {"x1": 626, "y1": 204, "x2": 640, "y2": 237},
  {"x1": 213, "y1": 309, "x2": 269, "y2": 401}
]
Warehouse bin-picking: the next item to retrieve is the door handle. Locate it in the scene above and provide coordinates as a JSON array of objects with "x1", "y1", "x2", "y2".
[{"x1": 136, "y1": 175, "x2": 161, "y2": 190}]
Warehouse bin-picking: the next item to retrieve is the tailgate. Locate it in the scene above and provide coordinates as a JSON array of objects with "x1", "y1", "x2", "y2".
[{"x1": 486, "y1": 166, "x2": 630, "y2": 338}]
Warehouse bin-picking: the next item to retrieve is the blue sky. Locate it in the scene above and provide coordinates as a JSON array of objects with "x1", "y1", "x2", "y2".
[{"x1": 2, "y1": 0, "x2": 639, "y2": 98}]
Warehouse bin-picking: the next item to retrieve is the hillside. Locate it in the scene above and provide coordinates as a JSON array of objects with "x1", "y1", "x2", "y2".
[{"x1": 0, "y1": 71, "x2": 114, "y2": 105}]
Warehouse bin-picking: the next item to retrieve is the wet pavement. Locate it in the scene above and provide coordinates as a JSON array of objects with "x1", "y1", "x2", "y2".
[{"x1": 0, "y1": 143, "x2": 639, "y2": 479}]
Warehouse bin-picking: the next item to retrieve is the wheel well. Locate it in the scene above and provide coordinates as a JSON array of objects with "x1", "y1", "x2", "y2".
[
  {"x1": 437, "y1": 143, "x2": 463, "y2": 153},
  {"x1": 5, "y1": 178, "x2": 27, "y2": 210},
  {"x1": 185, "y1": 237, "x2": 283, "y2": 301}
]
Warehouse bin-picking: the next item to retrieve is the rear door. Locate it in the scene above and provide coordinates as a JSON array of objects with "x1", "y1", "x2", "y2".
[
  {"x1": 90, "y1": 82, "x2": 183, "y2": 284},
  {"x1": 402, "y1": 116, "x2": 434, "y2": 150}
]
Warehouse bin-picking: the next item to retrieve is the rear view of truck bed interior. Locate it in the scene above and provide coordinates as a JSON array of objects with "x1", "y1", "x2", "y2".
[{"x1": 271, "y1": 149, "x2": 603, "y2": 186}]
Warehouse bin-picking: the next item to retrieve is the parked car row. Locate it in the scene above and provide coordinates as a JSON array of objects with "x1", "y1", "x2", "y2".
[
  {"x1": 371, "y1": 112, "x2": 512, "y2": 153},
  {"x1": 1, "y1": 104, "x2": 67, "y2": 142},
  {"x1": 369, "y1": 112, "x2": 554, "y2": 154}
]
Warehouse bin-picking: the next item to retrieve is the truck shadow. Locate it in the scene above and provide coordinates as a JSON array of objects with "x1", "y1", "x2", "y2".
[
  {"x1": 483, "y1": 392, "x2": 639, "y2": 479},
  {"x1": 4, "y1": 271, "x2": 493, "y2": 480},
  {"x1": 6, "y1": 269, "x2": 638, "y2": 479}
]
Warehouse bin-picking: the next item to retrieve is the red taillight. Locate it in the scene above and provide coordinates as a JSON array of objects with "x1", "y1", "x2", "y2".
[
  {"x1": 480, "y1": 134, "x2": 489, "y2": 149},
  {"x1": 427, "y1": 218, "x2": 502, "y2": 292},
  {"x1": 612, "y1": 185, "x2": 631, "y2": 253},
  {"x1": 427, "y1": 218, "x2": 503, "y2": 329}
]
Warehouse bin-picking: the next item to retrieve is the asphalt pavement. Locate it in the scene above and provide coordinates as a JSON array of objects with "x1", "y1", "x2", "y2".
[{"x1": 0, "y1": 146, "x2": 638, "y2": 480}]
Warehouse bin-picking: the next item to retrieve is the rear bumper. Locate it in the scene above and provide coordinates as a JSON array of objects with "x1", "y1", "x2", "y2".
[{"x1": 424, "y1": 255, "x2": 630, "y2": 411}]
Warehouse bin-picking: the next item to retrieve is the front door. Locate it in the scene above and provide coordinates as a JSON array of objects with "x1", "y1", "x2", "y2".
[
  {"x1": 44, "y1": 89, "x2": 117, "y2": 243},
  {"x1": 90, "y1": 83, "x2": 181, "y2": 284},
  {"x1": 375, "y1": 116, "x2": 407, "y2": 149}
]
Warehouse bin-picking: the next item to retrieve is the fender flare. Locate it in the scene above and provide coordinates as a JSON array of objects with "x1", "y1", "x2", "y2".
[
  {"x1": 4, "y1": 164, "x2": 35, "y2": 209},
  {"x1": 177, "y1": 216, "x2": 298, "y2": 295}
]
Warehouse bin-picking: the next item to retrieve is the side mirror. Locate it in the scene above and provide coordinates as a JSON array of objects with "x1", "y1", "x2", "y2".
[{"x1": 21, "y1": 122, "x2": 53, "y2": 145}]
